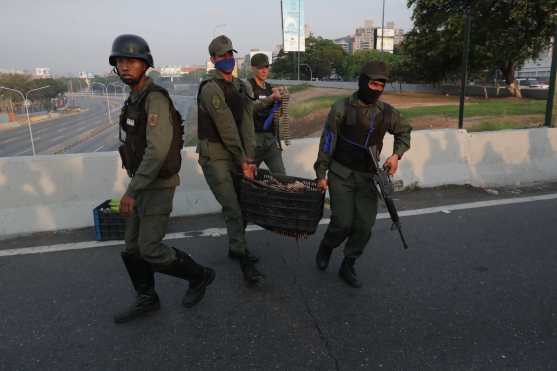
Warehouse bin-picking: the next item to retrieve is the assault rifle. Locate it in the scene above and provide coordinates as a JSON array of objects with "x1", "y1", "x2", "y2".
[{"x1": 369, "y1": 146, "x2": 409, "y2": 250}]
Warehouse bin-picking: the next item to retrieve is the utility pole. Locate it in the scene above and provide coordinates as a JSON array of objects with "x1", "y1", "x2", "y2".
[
  {"x1": 380, "y1": 0, "x2": 385, "y2": 60},
  {"x1": 544, "y1": 29, "x2": 557, "y2": 127},
  {"x1": 297, "y1": 0, "x2": 301, "y2": 81},
  {"x1": 458, "y1": 10, "x2": 472, "y2": 130}
]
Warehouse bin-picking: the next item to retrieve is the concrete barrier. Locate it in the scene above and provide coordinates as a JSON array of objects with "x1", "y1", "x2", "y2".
[{"x1": 1, "y1": 128, "x2": 557, "y2": 238}]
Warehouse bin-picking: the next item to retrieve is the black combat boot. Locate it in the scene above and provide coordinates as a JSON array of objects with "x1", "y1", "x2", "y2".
[
  {"x1": 240, "y1": 255, "x2": 265, "y2": 285},
  {"x1": 153, "y1": 248, "x2": 215, "y2": 308},
  {"x1": 338, "y1": 257, "x2": 363, "y2": 288},
  {"x1": 114, "y1": 252, "x2": 160, "y2": 324},
  {"x1": 228, "y1": 248, "x2": 259, "y2": 263},
  {"x1": 315, "y1": 242, "x2": 335, "y2": 270}
]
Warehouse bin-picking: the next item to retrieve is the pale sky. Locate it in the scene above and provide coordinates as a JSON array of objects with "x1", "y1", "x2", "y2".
[{"x1": 0, "y1": 0, "x2": 413, "y2": 75}]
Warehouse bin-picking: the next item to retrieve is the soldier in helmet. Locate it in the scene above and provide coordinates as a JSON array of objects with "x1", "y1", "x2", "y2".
[
  {"x1": 314, "y1": 61, "x2": 412, "y2": 288},
  {"x1": 197, "y1": 35, "x2": 264, "y2": 285},
  {"x1": 247, "y1": 53, "x2": 286, "y2": 174},
  {"x1": 110, "y1": 34, "x2": 215, "y2": 323}
]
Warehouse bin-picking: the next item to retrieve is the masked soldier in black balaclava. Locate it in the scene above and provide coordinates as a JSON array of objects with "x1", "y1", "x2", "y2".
[{"x1": 313, "y1": 61, "x2": 412, "y2": 288}]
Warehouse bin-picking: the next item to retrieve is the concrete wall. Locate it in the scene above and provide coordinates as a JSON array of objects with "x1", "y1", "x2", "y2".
[{"x1": 1, "y1": 128, "x2": 557, "y2": 238}]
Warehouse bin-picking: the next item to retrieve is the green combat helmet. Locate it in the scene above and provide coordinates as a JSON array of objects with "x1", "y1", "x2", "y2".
[{"x1": 109, "y1": 34, "x2": 154, "y2": 68}]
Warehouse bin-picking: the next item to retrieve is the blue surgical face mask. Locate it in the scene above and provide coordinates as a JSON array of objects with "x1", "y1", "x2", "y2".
[{"x1": 215, "y1": 57, "x2": 236, "y2": 73}]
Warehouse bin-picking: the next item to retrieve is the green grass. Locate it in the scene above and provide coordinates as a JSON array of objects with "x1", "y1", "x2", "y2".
[
  {"x1": 399, "y1": 99, "x2": 546, "y2": 119},
  {"x1": 468, "y1": 120, "x2": 541, "y2": 132},
  {"x1": 285, "y1": 84, "x2": 311, "y2": 94},
  {"x1": 289, "y1": 95, "x2": 347, "y2": 118}
]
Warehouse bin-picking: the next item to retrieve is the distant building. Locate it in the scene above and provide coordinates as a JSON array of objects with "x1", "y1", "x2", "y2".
[
  {"x1": 394, "y1": 28, "x2": 405, "y2": 47},
  {"x1": 353, "y1": 20, "x2": 375, "y2": 52},
  {"x1": 334, "y1": 36, "x2": 353, "y2": 54},
  {"x1": 337, "y1": 20, "x2": 401, "y2": 54},
  {"x1": 517, "y1": 45, "x2": 553, "y2": 81},
  {"x1": 0, "y1": 68, "x2": 26, "y2": 75},
  {"x1": 160, "y1": 65, "x2": 184, "y2": 77},
  {"x1": 180, "y1": 66, "x2": 205, "y2": 74},
  {"x1": 304, "y1": 24, "x2": 312, "y2": 38},
  {"x1": 79, "y1": 71, "x2": 94, "y2": 79},
  {"x1": 34, "y1": 67, "x2": 52, "y2": 79},
  {"x1": 206, "y1": 60, "x2": 215, "y2": 73}
]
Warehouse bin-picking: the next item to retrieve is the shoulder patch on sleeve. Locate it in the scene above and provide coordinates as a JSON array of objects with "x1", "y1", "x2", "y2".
[
  {"x1": 148, "y1": 113, "x2": 159, "y2": 127},
  {"x1": 211, "y1": 94, "x2": 223, "y2": 110}
]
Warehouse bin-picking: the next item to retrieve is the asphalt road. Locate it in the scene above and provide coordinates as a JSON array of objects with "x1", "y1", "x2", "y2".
[
  {"x1": 0, "y1": 94, "x2": 194, "y2": 156},
  {"x1": 63, "y1": 95, "x2": 195, "y2": 154},
  {"x1": 0, "y1": 96, "x2": 121, "y2": 157},
  {"x1": 1, "y1": 189, "x2": 556, "y2": 370}
]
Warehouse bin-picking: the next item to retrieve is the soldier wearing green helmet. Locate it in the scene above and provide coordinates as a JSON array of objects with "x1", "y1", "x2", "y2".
[
  {"x1": 110, "y1": 34, "x2": 215, "y2": 323},
  {"x1": 314, "y1": 61, "x2": 412, "y2": 288}
]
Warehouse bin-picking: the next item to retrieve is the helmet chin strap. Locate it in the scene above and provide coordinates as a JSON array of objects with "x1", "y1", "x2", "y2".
[{"x1": 113, "y1": 66, "x2": 146, "y2": 87}]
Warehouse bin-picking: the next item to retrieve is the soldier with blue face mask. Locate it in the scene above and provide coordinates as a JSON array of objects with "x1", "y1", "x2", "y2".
[{"x1": 196, "y1": 35, "x2": 265, "y2": 285}]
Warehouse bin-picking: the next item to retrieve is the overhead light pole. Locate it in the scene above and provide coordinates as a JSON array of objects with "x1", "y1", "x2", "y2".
[
  {"x1": 91, "y1": 82, "x2": 113, "y2": 125},
  {"x1": 0, "y1": 85, "x2": 50, "y2": 156}
]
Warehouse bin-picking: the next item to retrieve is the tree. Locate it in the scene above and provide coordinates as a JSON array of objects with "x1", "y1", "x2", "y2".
[
  {"x1": 303, "y1": 36, "x2": 346, "y2": 79},
  {"x1": 402, "y1": 0, "x2": 557, "y2": 96},
  {"x1": 341, "y1": 49, "x2": 401, "y2": 81},
  {"x1": 0, "y1": 73, "x2": 65, "y2": 100},
  {"x1": 271, "y1": 36, "x2": 346, "y2": 80},
  {"x1": 270, "y1": 48, "x2": 298, "y2": 79}
]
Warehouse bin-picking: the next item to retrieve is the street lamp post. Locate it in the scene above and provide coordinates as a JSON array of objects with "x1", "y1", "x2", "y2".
[
  {"x1": 91, "y1": 82, "x2": 113, "y2": 125},
  {"x1": 300, "y1": 63, "x2": 312, "y2": 81},
  {"x1": 108, "y1": 82, "x2": 126, "y2": 96},
  {"x1": 0, "y1": 85, "x2": 50, "y2": 156},
  {"x1": 380, "y1": 0, "x2": 386, "y2": 60}
]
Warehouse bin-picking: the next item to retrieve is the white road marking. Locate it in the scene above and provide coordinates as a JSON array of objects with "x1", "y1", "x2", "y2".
[
  {"x1": 13, "y1": 148, "x2": 31, "y2": 156},
  {"x1": 1, "y1": 193, "x2": 557, "y2": 258},
  {"x1": 1, "y1": 137, "x2": 19, "y2": 145}
]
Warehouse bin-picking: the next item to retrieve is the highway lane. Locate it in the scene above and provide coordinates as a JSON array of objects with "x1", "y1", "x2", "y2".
[
  {"x1": 0, "y1": 96, "x2": 121, "y2": 157},
  {"x1": 0, "y1": 94, "x2": 193, "y2": 157},
  {"x1": 1, "y1": 192, "x2": 556, "y2": 370},
  {"x1": 65, "y1": 94, "x2": 195, "y2": 154}
]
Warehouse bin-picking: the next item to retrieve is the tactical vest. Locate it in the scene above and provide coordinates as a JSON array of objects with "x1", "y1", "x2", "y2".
[
  {"x1": 248, "y1": 78, "x2": 274, "y2": 132},
  {"x1": 333, "y1": 99, "x2": 393, "y2": 173},
  {"x1": 197, "y1": 79, "x2": 246, "y2": 142},
  {"x1": 118, "y1": 83, "x2": 184, "y2": 178}
]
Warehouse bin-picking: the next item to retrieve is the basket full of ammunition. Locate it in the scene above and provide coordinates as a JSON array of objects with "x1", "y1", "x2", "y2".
[{"x1": 239, "y1": 169, "x2": 325, "y2": 238}]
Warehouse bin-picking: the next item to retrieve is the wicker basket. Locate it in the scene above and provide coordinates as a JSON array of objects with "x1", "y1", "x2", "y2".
[{"x1": 239, "y1": 169, "x2": 325, "y2": 238}]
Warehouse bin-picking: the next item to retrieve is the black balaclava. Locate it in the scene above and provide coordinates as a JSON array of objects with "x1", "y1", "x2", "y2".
[{"x1": 357, "y1": 74, "x2": 383, "y2": 105}]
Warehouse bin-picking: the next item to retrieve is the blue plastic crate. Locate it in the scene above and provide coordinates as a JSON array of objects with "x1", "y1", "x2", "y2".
[{"x1": 93, "y1": 200, "x2": 126, "y2": 241}]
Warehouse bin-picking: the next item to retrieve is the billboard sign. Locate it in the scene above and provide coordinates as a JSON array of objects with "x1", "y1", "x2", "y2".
[{"x1": 281, "y1": 0, "x2": 305, "y2": 52}]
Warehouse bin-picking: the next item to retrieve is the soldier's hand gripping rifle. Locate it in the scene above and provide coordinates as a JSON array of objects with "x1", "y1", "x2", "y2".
[{"x1": 368, "y1": 146, "x2": 409, "y2": 250}]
